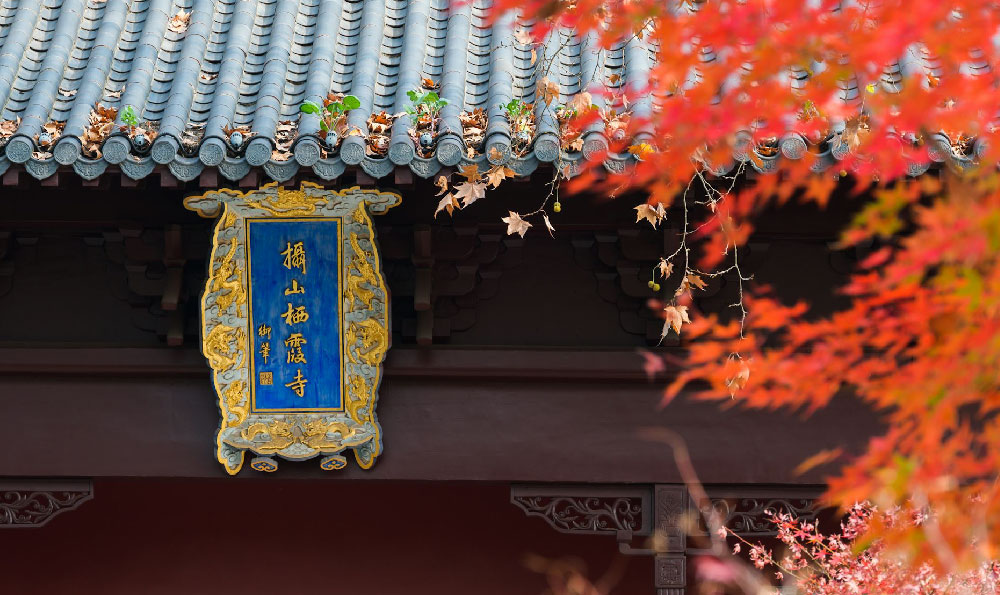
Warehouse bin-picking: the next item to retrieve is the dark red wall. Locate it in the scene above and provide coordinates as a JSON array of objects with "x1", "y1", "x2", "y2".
[{"x1": 1, "y1": 480, "x2": 652, "y2": 595}]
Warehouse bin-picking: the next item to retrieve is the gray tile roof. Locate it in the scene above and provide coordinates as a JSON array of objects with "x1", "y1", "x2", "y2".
[{"x1": 0, "y1": 0, "x2": 976, "y2": 183}]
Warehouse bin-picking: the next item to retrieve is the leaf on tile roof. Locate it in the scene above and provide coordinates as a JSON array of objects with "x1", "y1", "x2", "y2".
[
  {"x1": 223, "y1": 124, "x2": 254, "y2": 138},
  {"x1": 180, "y1": 121, "x2": 206, "y2": 156},
  {"x1": 420, "y1": 78, "x2": 439, "y2": 91},
  {"x1": 168, "y1": 10, "x2": 191, "y2": 34},
  {"x1": 367, "y1": 111, "x2": 393, "y2": 135},
  {"x1": 537, "y1": 77, "x2": 560, "y2": 107},
  {"x1": 105, "y1": 86, "x2": 125, "y2": 99},
  {"x1": 35, "y1": 121, "x2": 65, "y2": 149},
  {"x1": 274, "y1": 120, "x2": 298, "y2": 154},
  {"x1": 199, "y1": 72, "x2": 216, "y2": 83},
  {"x1": 82, "y1": 103, "x2": 118, "y2": 158},
  {"x1": 366, "y1": 111, "x2": 394, "y2": 157},
  {"x1": 271, "y1": 149, "x2": 292, "y2": 161},
  {"x1": 460, "y1": 108, "x2": 487, "y2": 152},
  {"x1": 0, "y1": 118, "x2": 20, "y2": 137},
  {"x1": 32, "y1": 151, "x2": 53, "y2": 160},
  {"x1": 58, "y1": 88, "x2": 77, "y2": 99},
  {"x1": 514, "y1": 29, "x2": 534, "y2": 45},
  {"x1": 366, "y1": 134, "x2": 389, "y2": 157}
]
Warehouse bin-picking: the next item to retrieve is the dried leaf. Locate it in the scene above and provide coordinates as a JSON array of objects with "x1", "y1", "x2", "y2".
[
  {"x1": 543, "y1": 213, "x2": 555, "y2": 237},
  {"x1": 661, "y1": 305, "x2": 691, "y2": 337},
  {"x1": 658, "y1": 258, "x2": 674, "y2": 279},
  {"x1": 634, "y1": 203, "x2": 665, "y2": 228},
  {"x1": 454, "y1": 181, "x2": 487, "y2": 208},
  {"x1": 567, "y1": 92, "x2": 592, "y2": 114},
  {"x1": 686, "y1": 273, "x2": 707, "y2": 290},
  {"x1": 457, "y1": 163, "x2": 481, "y2": 183},
  {"x1": 434, "y1": 174, "x2": 450, "y2": 196},
  {"x1": 435, "y1": 194, "x2": 460, "y2": 218},
  {"x1": 488, "y1": 146, "x2": 504, "y2": 162},
  {"x1": 168, "y1": 9, "x2": 190, "y2": 33},
  {"x1": 794, "y1": 448, "x2": 843, "y2": 476},
  {"x1": 537, "y1": 77, "x2": 560, "y2": 107},
  {"x1": 724, "y1": 357, "x2": 750, "y2": 397},
  {"x1": 628, "y1": 143, "x2": 655, "y2": 159},
  {"x1": 485, "y1": 164, "x2": 516, "y2": 188},
  {"x1": 501, "y1": 211, "x2": 531, "y2": 238}
]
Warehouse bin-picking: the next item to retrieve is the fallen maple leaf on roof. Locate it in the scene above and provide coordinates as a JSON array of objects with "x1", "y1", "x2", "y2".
[
  {"x1": 168, "y1": 10, "x2": 190, "y2": 34},
  {"x1": 536, "y1": 77, "x2": 560, "y2": 107},
  {"x1": 567, "y1": 92, "x2": 593, "y2": 114}
]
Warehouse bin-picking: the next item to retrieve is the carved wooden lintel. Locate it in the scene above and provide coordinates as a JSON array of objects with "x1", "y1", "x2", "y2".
[
  {"x1": 700, "y1": 487, "x2": 824, "y2": 538},
  {"x1": 510, "y1": 485, "x2": 652, "y2": 541},
  {"x1": 511, "y1": 484, "x2": 689, "y2": 594},
  {"x1": 0, "y1": 479, "x2": 93, "y2": 528}
]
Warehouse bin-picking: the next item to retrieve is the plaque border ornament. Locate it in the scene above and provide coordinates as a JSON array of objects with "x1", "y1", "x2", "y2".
[{"x1": 184, "y1": 182, "x2": 400, "y2": 474}]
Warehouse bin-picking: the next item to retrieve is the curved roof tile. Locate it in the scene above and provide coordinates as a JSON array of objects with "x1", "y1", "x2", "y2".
[{"x1": 0, "y1": 0, "x2": 977, "y2": 183}]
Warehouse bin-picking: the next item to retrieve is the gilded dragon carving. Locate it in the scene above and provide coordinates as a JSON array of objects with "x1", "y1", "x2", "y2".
[
  {"x1": 346, "y1": 231, "x2": 378, "y2": 308},
  {"x1": 224, "y1": 380, "x2": 248, "y2": 427},
  {"x1": 236, "y1": 420, "x2": 361, "y2": 454},
  {"x1": 346, "y1": 374, "x2": 372, "y2": 423},
  {"x1": 211, "y1": 237, "x2": 247, "y2": 315},
  {"x1": 204, "y1": 324, "x2": 246, "y2": 371},
  {"x1": 346, "y1": 318, "x2": 388, "y2": 367},
  {"x1": 246, "y1": 187, "x2": 319, "y2": 216}
]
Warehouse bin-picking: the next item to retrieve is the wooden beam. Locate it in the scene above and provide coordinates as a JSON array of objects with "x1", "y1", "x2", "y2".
[
  {"x1": 239, "y1": 170, "x2": 259, "y2": 188},
  {"x1": 198, "y1": 168, "x2": 217, "y2": 188}
]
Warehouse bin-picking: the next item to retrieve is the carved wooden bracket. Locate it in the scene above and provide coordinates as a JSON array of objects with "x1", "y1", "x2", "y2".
[
  {"x1": 0, "y1": 479, "x2": 93, "y2": 528},
  {"x1": 512, "y1": 485, "x2": 824, "y2": 594},
  {"x1": 699, "y1": 487, "x2": 824, "y2": 538},
  {"x1": 511, "y1": 485, "x2": 652, "y2": 541},
  {"x1": 511, "y1": 484, "x2": 689, "y2": 595},
  {"x1": 98, "y1": 224, "x2": 207, "y2": 346},
  {"x1": 381, "y1": 224, "x2": 523, "y2": 344}
]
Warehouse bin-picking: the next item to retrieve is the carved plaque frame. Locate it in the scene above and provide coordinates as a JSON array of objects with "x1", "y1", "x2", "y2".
[{"x1": 184, "y1": 183, "x2": 399, "y2": 474}]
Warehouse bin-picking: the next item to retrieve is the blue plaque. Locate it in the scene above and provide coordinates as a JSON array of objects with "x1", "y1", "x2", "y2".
[
  {"x1": 186, "y1": 183, "x2": 399, "y2": 474},
  {"x1": 247, "y1": 218, "x2": 343, "y2": 412}
]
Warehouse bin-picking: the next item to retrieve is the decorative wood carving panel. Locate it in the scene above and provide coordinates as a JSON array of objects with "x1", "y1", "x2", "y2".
[{"x1": 0, "y1": 480, "x2": 93, "y2": 528}]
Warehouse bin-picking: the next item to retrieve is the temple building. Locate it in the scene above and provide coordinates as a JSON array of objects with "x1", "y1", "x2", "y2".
[{"x1": 0, "y1": 1, "x2": 882, "y2": 593}]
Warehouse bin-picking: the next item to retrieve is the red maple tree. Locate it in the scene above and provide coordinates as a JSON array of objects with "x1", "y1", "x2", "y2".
[{"x1": 489, "y1": 0, "x2": 1000, "y2": 573}]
